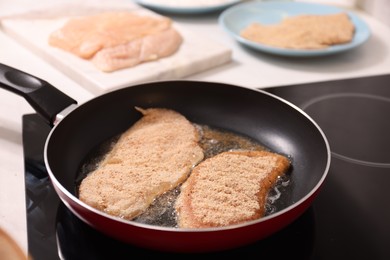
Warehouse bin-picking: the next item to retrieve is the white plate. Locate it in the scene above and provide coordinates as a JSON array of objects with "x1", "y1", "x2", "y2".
[
  {"x1": 219, "y1": 1, "x2": 371, "y2": 57},
  {"x1": 134, "y1": 0, "x2": 242, "y2": 14}
]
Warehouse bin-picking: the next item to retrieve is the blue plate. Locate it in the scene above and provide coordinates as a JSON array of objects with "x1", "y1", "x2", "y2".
[
  {"x1": 219, "y1": 1, "x2": 371, "y2": 57},
  {"x1": 135, "y1": 0, "x2": 242, "y2": 14}
]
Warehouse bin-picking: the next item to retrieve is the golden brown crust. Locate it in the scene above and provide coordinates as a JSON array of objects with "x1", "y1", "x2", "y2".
[
  {"x1": 79, "y1": 107, "x2": 204, "y2": 220},
  {"x1": 175, "y1": 150, "x2": 290, "y2": 228}
]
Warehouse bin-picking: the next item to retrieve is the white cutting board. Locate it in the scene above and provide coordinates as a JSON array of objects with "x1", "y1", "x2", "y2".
[{"x1": 0, "y1": 5, "x2": 232, "y2": 95}]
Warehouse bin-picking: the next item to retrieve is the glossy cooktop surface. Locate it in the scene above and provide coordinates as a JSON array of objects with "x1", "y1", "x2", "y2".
[{"x1": 23, "y1": 74, "x2": 390, "y2": 259}]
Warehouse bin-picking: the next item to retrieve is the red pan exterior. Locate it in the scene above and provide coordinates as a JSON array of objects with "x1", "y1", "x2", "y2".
[
  {"x1": 41, "y1": 80, "x2": 330, "y2": 252},
  {"x1": 53, "y1": 180, "x2": 322, "y2": 252}
]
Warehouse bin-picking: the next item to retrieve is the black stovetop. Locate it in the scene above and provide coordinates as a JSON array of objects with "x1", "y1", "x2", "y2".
[{"x1": 23, "y1": 74, "x2": 390, "y2": 260}]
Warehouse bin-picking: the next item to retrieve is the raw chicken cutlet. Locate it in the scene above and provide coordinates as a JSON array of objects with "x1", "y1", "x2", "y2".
[
  {"x1": 48, "y1": 11, "x2": 183, "y2": 72},
  {"x1": 78, "y1": 107, "x2": 204, "y2": 220}
]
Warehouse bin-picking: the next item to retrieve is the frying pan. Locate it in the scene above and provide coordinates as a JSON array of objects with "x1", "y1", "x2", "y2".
[{"x1": 0, "y1": 63, "x2": 330, "y2": 253}]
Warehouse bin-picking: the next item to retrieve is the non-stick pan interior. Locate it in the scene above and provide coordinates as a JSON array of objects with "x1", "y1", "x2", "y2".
[{"x1": 45, "y1": 81, "x2": 329, "y2": 210}]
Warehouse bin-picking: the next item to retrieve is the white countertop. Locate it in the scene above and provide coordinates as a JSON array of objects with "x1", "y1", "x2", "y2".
[{"x1": 1, "y1": 0, "x2": 390, "y2": 256}]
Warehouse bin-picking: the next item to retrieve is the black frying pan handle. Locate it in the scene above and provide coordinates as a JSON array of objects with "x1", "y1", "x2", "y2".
[{"x1": 0, "y1": 63, "x2": 77, "y2": 126}]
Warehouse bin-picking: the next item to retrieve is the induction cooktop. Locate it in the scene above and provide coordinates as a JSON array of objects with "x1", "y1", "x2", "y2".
[{"x1": 23, "y1": 74, "x2": 390, "y2": 260}]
